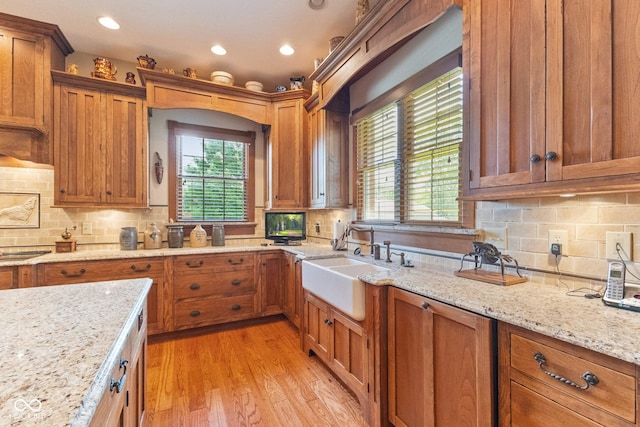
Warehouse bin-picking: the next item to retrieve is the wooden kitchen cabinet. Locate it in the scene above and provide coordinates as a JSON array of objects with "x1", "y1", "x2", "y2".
[
  {"x1": 267, "y1": 94, "x2": 309, "y2": 209},
  {"x1": 307, "y1": 104, "x2": 350, "y2": 209},
  {"x1": 92, "y1": 304, "x2": 146, "y2": 427},
  {"x1": 52, "y1": 71, "x2": 147, "y2": 208},
  {"x1": 172, "y1": 252, "x2": 258, "y2": 330},
  {"x1": 0, "y1": 266, "x2": 17, "y2": 289},
  {"x1": 259, "y1": 252, "x2": 284, "y2": 316},
  {"x1": 388, "y1": 287, "x2": 494, "y2": 427},
  {"x1": 0, "y1": 14, "x2": 71, "y2": 164},
  {"x1": 465, "y1": 0, "x2": 640, "y2": 199},
  {"x1": 282, "y1": 251, "x2": 302, "y2": 328},
  {"x1": 499, "y1": 322, "x2": 639, "y2": 427},
  {"x1": 303, "y1": 290, "x2": 369, "y2": 416},
  {"x1": 34, "y1": 258, "x2": 167, "y2": 335}
]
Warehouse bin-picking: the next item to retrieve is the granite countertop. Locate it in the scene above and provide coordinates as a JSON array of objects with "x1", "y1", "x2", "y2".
[
  {"x1": 3, "y1": 242, "x2": 640, "y2": 366},
  {"x1": 0, "y1": 278, "x2": 151, "y2": 426}
]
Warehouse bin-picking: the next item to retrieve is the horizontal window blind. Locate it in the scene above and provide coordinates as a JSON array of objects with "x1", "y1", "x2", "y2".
[
  {"x1": 176, "y1": 136, "x2": 249, "y2": 222},
  {"x1": 403, "y1": 67, "x2": 463, "y2": 222},
  {"x1": 356, "y1": 65, "x2": 463, "y2": 224}
]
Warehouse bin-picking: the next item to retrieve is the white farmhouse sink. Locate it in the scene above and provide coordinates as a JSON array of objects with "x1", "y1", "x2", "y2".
[{"x1": 302, "y1": 257, "x2": 389, "y2": 321}]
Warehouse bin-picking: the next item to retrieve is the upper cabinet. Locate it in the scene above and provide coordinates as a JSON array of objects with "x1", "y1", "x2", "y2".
[
  {"x1": 465, "y1": 0, "x2": 640, "y2": 199},
  {"x1": 307, "y1": 97, "x2": 350, "y2": 209},
  {"x1": 268, "y1": 94, "x2": 309, "y2": 209},
  {"x1": 0, "y1": 13, "x2": 72, "y2": 164},
  {"x1": 52, "y1": 72, "x2": 148, "y2": 208}
]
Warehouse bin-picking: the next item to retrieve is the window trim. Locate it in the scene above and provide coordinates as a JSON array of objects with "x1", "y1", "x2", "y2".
[
  {"x1": 352, "y1": 49, "x2": 473, "y2": 230},
  {"x1": 168, "y1": 120, "x2": 256, "y2": 235}
]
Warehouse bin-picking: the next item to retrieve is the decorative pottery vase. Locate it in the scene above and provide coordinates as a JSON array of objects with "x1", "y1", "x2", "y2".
[
  {"x1": 144, "y1": 222, "x2": 163, "y2": 249},
  {"x1": 190, "y1": 224, "x2": 207, "y2": 247}
]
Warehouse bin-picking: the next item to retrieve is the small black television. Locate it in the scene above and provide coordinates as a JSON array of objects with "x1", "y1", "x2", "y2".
[{"x1": 265, "y1": 211, "x2": 306, "y2": 245}]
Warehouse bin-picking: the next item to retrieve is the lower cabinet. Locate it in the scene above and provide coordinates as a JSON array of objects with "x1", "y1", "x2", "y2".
[
  {"x1": 282, "y1": 251, "x2": 302, "y2": 328},
  {"x1": 303, "y1": 290, "x2": 368, "y2": 396},
  {"x1": 0, "y1": 266, "x2": 17, "y2": 289},
  {"x1": 388, "y1": 287, "x2": 495, "y2": 427},
  {"x1": 259, "y1": 252, "x2": 284, "y2": 316},
  {"x1": 91, "y1": 304, "x2": 146, "y2": 426},
  {"x1": 34, "y1": 258, "x2": 166, "y2": 335},
  {"x1": 499, "y1": 322, "x2": 639, "y2": 426},
  {"x1": 172, "y1": 252, "x2": 258, "y2": 330}
]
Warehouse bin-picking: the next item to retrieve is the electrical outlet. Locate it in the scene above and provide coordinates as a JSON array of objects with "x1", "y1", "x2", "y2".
[
  {"x1": 548, "y1": 230, "x2": 568, "y2": 255},
  {"x1": 605, "y1": 231, "x2": 632, "y2": 261},
  {"x1": 81, "y1": 222, "x2": 92, "y2": 235}
]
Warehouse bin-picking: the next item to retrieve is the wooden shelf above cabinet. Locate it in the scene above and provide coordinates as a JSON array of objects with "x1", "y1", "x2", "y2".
[
  {"x1": 138, "y1": 68, "x2": 309, "y2": 125},
  {"x1": 51, "y1": 71, "x2": 146, "y2": 98}
]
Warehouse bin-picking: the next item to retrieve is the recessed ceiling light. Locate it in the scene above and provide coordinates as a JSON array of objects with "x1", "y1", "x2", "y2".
[
  {"x1": 280, "y1": 44, "x2": 295, "y2": 56},
  {"x1": 97, "y1": 16, "x2": 120, "y2": 30},
  {"x1": 211, "y1": 45, "x2": 227, "y2": 55},
  {"x1": 308, "y1": 0, "x2": 326, "y2": 10}
]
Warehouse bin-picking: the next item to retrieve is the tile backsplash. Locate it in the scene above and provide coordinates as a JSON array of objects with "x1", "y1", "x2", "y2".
[{"x1": 1, "y1": 166, "x2": 639, "y2": 288}]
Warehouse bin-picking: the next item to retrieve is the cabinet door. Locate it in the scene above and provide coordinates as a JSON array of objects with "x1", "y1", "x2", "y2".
[
  {"x1": 282, "y1": 252, "x2": 301, "y2": 327},
  {"x1": 303, "y1": 291, "x2": 331, "y2": 361},
  {"x1": 54, "y1": 85, "x2": 103, "y2": 204},
  {"x1": 468, "y1": 0, "x2": 546, "y2": 190},
  {"x1": 104, "y1": 93, "x2": 147, "y2": 206},
  {"x1": 546, "y1": 0, "x2": 640, "y2": 182},
  {"x1": 309, "y1": 107, "x2": 326, "y2": 207},
  {"x1": 0, "y1": 28, "x2": 45, "y2": 129},
  {"x1": 330, "y1": 309, "x2": 367, "y2": 396},
  {"x1": 259, "y1": 252, "x2": 283, "y2": 316},
  {"x1": 388, "y1": 288, "x2": 495, "y2": 427},
  {"x1": 0, "y1": 266, "x2": 17, "y2": 289},
  {"x1": 270, "y1": 99, "x2": 308, "y2": 208}
]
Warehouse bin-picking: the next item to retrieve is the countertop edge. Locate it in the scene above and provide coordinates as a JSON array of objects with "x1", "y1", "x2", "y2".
[{"x1": 70, "y1": 278, "x2": 152, "y2": 427}]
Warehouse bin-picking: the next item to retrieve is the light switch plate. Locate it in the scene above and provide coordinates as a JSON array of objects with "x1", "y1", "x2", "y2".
[{"x1": 605, "y1": 231, "x2": 632, "y2": 261}]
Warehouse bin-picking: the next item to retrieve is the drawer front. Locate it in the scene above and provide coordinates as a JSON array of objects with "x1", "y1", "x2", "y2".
[
  {"x1": 174, "y1": 294, "x2": 257, "y2": 329},
  {"x1": 174, "y1": 269, "x2": 255, "y2": 300},
  {"x1": 0, "y1": 268, "x2": 16, "y2": 289},
  {"x1": 510, "y1": 333, "x2": 636, "y2": 422},
  {"x1": 173, "y1": 253, "x2": 255, "y2": 273},
  {"x1": 40, "y1": 258, "x2": 163, "y2": 285}
]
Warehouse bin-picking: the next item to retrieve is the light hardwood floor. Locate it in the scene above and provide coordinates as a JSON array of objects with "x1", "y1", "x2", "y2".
[{"x1": 145, "y1": 317, "x2": 369, "y2": 426}]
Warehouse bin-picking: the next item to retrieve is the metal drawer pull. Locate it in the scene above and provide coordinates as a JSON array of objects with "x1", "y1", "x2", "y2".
[
  {"x1": 130, "y1": 263, "x2": 151, "y2": 272},
  {"x1": 186, "y1": 260, "x2": 204, "y2": 268},
  {"x1": 324, "y1": 318, "x2": 333, "y2": 326},
  {"x1": 190, "y1": 310, "x2": 201, "y2": 317},
  {"x1": 231, "y1": 279, "x2": 241, "y2": 286},
  {"x1": 231, "y1": 304, "x2": 241, "y2": 311},
  {"x1": 227, "y1": 258, "x2": 244, "y2": 265},
  {"x1": 110, "y1": 358, "x2": 128, "y2": 393},
  {"x1": 189, "y1": 283, "x2": 201, "y2": 290},
  {"x1": 533, "y1": 352, "x2": 599, "y2": 390},
  {"x1": 61, "y1": 268, "x2": 86, "y2": 277}
]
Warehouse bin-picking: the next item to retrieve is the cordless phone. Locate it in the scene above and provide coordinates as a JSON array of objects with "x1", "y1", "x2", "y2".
[{"x1": 604, "y1": 261, "x2": 625, "y2": 302}]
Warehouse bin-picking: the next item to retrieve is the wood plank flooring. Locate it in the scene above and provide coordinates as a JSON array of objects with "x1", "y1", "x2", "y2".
[{"x1": 145, "y1": 317, "x2": 369, "y2": 426}]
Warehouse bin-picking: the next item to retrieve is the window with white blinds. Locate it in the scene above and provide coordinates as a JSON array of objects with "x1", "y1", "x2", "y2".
[
  {"x1": 168, "y1": 121, "x2": 255, "y2": 223},
  {"x1": 356, "y1": 64, "x2": 463, "y2": 225}
]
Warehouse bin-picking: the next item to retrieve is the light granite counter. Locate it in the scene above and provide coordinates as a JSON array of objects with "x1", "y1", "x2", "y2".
[
  {"x1": 3, "y1": 242, "x2": 639, "y2": 366},
  {"x1": 0, "y1": 278, "x2": 151, "y2": 426}
]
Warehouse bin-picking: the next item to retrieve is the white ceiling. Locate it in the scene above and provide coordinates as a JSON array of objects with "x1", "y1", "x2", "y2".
[{"x1": 2, "y1": 0, "x2": 376, "y2": 90}]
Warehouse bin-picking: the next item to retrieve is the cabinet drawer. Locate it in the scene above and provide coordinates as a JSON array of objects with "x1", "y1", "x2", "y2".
[
  {"x1": 173, "y1": 253, "x2": 254, "y2": 273},
  {"x1": 0, "y1": 268, "x2": 16, "y2": 290},
  {"x1": 174, "y1": 269, "x2": 255, "y2": 300},
  {"x1": 174, "y1": 294, "x2": 257, "y2": 329},
  {"x1": 510, "y1": 332, "x2": 636, "y2": 423},
  {"x1": 39, "y1": 258, "x2": 163, "y2": 285}
]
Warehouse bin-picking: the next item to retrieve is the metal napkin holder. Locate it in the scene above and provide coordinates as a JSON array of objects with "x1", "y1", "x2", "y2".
[{"x1": 455, "y1": 242, "x2": 527, "y2": 286}]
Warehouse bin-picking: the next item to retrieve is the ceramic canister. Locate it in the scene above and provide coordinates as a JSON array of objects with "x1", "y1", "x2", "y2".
[
  {"x1": 166, "y1": 224, "x2": 184, "y2": 248},
  {"x1": 144, "y1": 222, "x2": 163, "y2": 249},
  {"x1": 190, "y1": 224, "x2": 208, "y2": 248},
  {"x1": 211, "y1": 224, "x2": 225, "y2": 246},
  {"x1": 120, "y1": 227, "x2": 138, "y2": 250}
]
